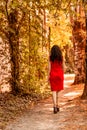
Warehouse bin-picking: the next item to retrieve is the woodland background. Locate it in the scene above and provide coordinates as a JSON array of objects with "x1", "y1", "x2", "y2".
[
  {"x1": 0, "y1": 0, "x2": 87, "y2": 96},
  {"x1": 0, "y1": 0, "x2": 87, "y2": 129}
]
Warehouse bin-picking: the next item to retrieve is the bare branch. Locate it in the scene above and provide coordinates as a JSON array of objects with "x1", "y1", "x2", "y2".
[
  {"x1": 5, "y1": 0, "x2": 9, "y2": 20},
  {"x1": 65, "y1": 0, "x2": 72, "y2": 9}
]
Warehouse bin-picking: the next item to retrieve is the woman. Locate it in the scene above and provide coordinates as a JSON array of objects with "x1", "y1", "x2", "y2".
[{"x1": 49, "y1": 45, "x2": 64, "y2": 114}]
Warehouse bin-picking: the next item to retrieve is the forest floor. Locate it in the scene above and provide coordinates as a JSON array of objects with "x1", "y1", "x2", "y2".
[{"x1": 0, "y1": 74, "x2": 87, "y2": 130}]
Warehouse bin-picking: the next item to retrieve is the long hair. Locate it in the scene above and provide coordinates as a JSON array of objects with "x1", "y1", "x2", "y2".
[{"x1": 50, "y1": 45, "x2": 63, "y2": 62}]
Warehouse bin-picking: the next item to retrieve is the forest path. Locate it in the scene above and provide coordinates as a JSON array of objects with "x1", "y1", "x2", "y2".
[{"x1": 5, "y1": 74, "x2": 87, "y2": 130}]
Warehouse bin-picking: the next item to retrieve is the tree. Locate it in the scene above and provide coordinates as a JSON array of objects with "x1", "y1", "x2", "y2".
[
  {"x1": 0, "y1": 0, "x2": 26, "y2": 94},
  {"x1": 70, "y1": 1, "x2": 86, "y2": 84},
  {"x1": 5, "y1": 0, "x2": 27, "y2": 94},
  {"x1": 8, "y1": 9, "x2": 20, "y2": 94},
  {"x1": 81, "y1": 0, "x2": 87, "y2": 99}
]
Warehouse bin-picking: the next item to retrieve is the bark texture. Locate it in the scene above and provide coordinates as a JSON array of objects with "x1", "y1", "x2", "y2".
[{"x1": 8, "y1": 10, "x2": 20, "y2": 94}]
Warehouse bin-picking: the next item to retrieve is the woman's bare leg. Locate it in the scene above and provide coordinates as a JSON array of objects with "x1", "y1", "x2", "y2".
[
  {"x1": 56, "y1": 91, "x2": 58, "y2": 107},
  {"x1": 52, "y1": 91, "x2": 58, "y2": 113},
  {"x1": 52, "y1": 91, "x2": 57, "y2": 107},
  {"x1": 56, "y1": 91, "x2": 59, "y2": 111}
]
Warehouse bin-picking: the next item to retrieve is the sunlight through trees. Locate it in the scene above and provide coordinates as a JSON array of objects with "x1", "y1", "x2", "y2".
[{"x1": 0, "y1": 0, "x2": 87, "y2": 98}]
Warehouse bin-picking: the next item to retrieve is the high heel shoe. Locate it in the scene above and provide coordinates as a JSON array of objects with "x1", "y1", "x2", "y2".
[
  {"x1": 53, "y1": 107, "x2": 58, "y2": 114},
  {"x1": 57, "y1": 107, "x2": 59, "y2": 112}
]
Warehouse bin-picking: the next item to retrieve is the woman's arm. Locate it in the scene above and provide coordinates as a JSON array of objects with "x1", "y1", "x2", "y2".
[{"x1": 48, "y1": 61, "x2": 51, "y2": 82}]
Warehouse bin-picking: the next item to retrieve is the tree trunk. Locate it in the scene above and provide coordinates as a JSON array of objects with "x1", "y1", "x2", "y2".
[
  {"x1": 81, "y1": 3, "x2": 87, "y2": 98},
  {"x1": 8, "y1": 10, "x2": 20, "y2": 94},
  {"x1": 73, "y1": 22, "x2": 85, "y2": 84},
  {"x1": 81, "y1": 33, "x2": 87, "y2": 98},
  {"x1": 70, "y1": 3, "x2": 86, "y2": 84},
  {"x1": 28, "y1": 11, "x2": 31, "y2": 80},
  {"x1": 72, "y1": 20, "x2": 86, "y2": 84},
  {"x1": 42, "y1": 8, "x2": 47, "y2": 51}
]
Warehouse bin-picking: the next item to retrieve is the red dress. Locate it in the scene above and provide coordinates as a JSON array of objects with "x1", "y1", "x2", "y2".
[{"x1": 49, "y1": 60, "x2": 64, "y2": 91}]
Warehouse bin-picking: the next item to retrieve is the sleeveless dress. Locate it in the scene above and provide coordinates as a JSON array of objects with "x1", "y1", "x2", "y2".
[{"x1": 49, "y1": 60, "x2": 64, "y2": 91}]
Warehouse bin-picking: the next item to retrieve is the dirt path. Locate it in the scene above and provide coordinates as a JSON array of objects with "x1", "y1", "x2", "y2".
[{"x1": 5, "y1": 74, "x2": 87, "y2": 130}]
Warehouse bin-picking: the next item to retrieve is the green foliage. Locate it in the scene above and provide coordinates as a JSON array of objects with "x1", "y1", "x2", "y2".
[
  {"x1": 0, "y1": 0, "x2": 77, "y2": 96},
  {"x1": 19, "y1": 48, "x2": 49, "y2": 98},
  {"x1": 48, "y1": 10, "x2": 72, "y2": 46}
]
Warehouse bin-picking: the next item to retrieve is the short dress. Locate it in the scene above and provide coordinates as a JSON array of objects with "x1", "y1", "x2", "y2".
[{"x1": 49, "y1": 60, "x2": 64, "y2": 91}]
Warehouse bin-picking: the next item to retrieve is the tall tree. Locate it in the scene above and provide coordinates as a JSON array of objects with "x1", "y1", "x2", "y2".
[
  {"x1": 8, "y1": 9, "x2": 20, "y2": 93},
  {"x1": 0, "y1": 0, "x2": 26, "y2": 94},
  {"x1": 70, "y1": 1, "x2": 86, "y2": 84},
  {"x1": 81, "y1": 0, "x2": 87, "y2": 98},
  {"x1": 5, "y1": 0, "x2": 26, "y2": 94}
]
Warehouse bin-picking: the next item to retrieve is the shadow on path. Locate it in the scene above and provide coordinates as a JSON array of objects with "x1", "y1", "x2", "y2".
[{"x1": 5, "y1": 74, "x2": 87, "y2": 130}]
